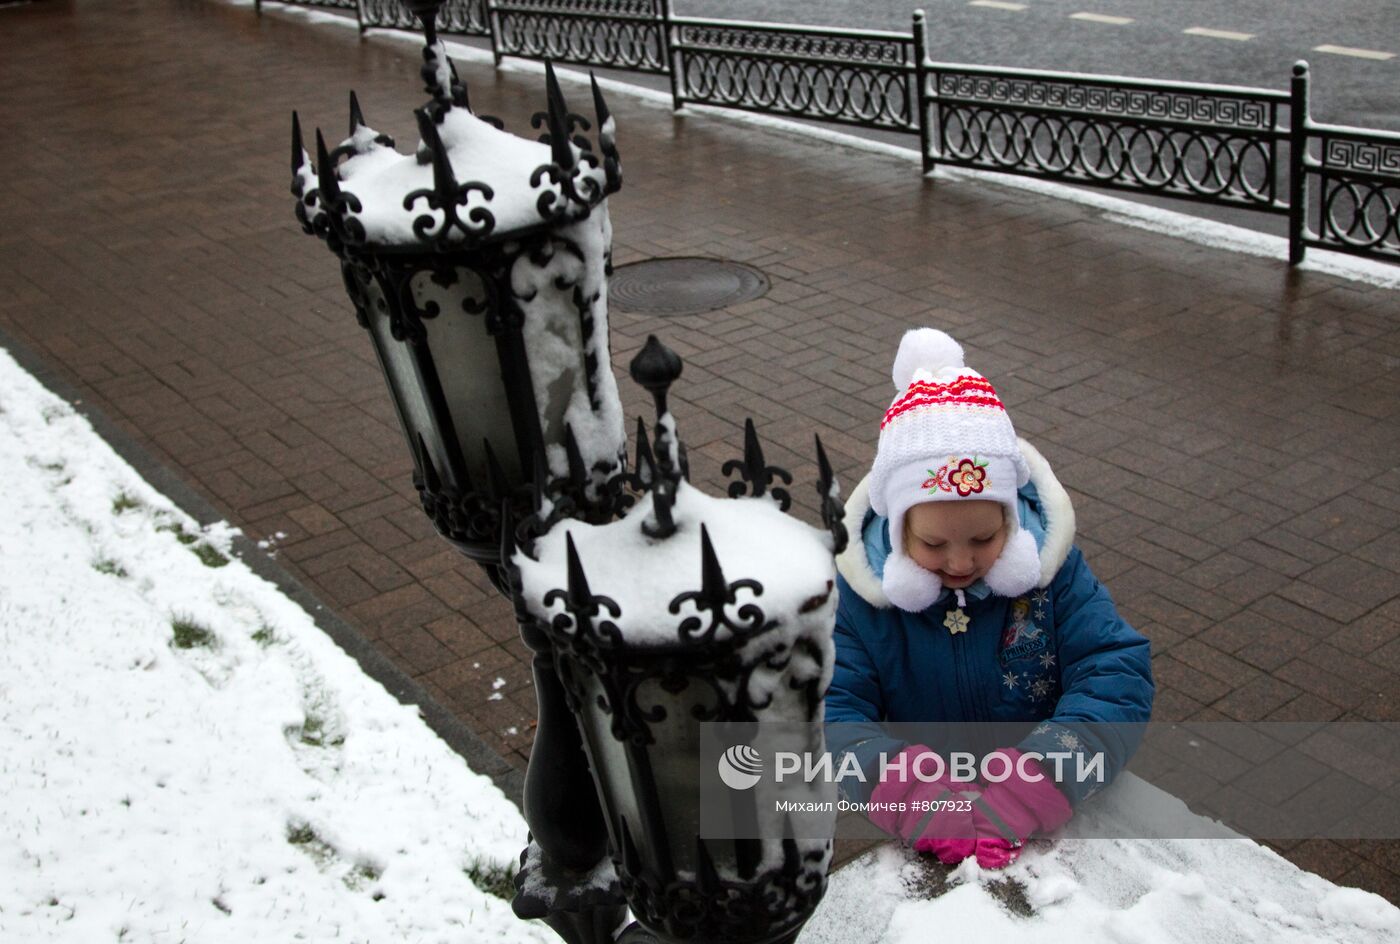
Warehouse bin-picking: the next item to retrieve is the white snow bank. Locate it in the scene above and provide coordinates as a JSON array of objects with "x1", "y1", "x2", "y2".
[
  {"x1": 805, "y1": 773, "x2": 1400, "y2": 944},
  {"x1": 0, "y1": 347, "x2": 549, "y2": 943}
]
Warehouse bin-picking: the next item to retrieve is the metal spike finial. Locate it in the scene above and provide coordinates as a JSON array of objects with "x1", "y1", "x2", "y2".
[
  {"x1": 447, "y1": 59, "x2": 471, "y2": 112},
  {"x1": 589, "y1": 73, "x2": 611, "y2": 132},
  {"x1": 291, "y1": 111, "x2": 307, "y2": 179},
  {"x1": 563, "y1": 532, "x2": 593, "y2": 610},
  {"x1": 563, "y1": 424, "x2": 588, "y2": 498},
  {"x1": 723, "y1": 418, "x2": 793, "y2": 509},
  {"x1": 630, "y1": 336, "x2": 684, "y2": 539},
  {"x1": 815, "y1": 433, "x2": 834, "y2": 491},
  {"x1": 633, "y1": 415, "x2": 655, "y2": 487},
  {"x1": 696, "y1": 524, "x2": 727, "y2": 602},
  {"x1": 590, "y1": 73, "x2": 622, "y2": 192},
  {"x1": 814, "y1": 433, "x2": 848, "y2": 554},
  {"x1": 544, "y1": 62, "x2": 575, "y2": 171},
  {"x1": 313, "y1": 128, "x2": 342, "y2": 201},
  {"x1": 414, "y1": 107, "x2": 455, "y2": 204},
  {"x1": 629, "y1": 335, "x2": 682, "y2": 415},
  {"x1": 349, "y1": 90, "x2": 366, "y2": 135}
]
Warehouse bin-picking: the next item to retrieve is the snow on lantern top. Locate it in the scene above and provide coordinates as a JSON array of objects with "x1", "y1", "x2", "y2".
[
  {"x1": 291, "y1": 38, "x2": 619, "y2": 252},
  {"x1": 504, "y1": 335, "x2": 852, "y2": 731}
]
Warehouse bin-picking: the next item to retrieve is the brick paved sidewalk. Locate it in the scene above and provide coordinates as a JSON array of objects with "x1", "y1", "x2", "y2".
[{"x1": 2, "y1": 0, "x2": 1397, "y2": 902}]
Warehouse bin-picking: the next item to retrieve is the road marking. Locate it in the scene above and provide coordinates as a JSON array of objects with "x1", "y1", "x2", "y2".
[
  {"x1": 1183, "y1": 27, "x2": 1255, "y2": 42},
  {"x1": 968, "y1": 1, "x2": 1028, "y2": 10},
  {"x1": 1313, "y1": 44, "x2": 1394, "y2": 61},
  {"x1": 1070, "y1": 12, "x2": 1135, "y2": 26}
]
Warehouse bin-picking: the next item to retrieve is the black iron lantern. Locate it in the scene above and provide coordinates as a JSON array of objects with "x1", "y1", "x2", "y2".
[
  {"x1": 291, "y1": 0, "x2": 626, "y2": 577},
  {"x1": 508, "y1": 338, "x2": 850, "y2": 944},
  {"x1": 290, "y1": 8, "x2": 846, "y2": 944}
]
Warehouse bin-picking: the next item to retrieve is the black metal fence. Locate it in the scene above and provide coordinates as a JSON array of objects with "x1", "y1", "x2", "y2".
[
  {"x1": 260, "y1": 0, "x2": 1400, "y2": 268},
  {"x1": 670, "y1": 18, "x2": 918, "y2": 133}
]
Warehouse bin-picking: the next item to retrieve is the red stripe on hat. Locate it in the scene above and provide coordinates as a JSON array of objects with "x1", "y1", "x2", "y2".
[
  {"x1": 904, "y1": 376, "x2": 998, "y2": 397},
  {"x1": 881, "y1": 393, "x2": 1006, "y2": 428}
]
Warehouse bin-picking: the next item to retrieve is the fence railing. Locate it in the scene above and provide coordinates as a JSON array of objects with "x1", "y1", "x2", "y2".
[
  {"x1": 670, "y1": 17, "x2": 918, "y2": 133},
  {"x1": 360, "y1": 0, "x2": 491, "y2": 35},
  {"x1": 260, "y1": 0, "x2": 1400, "y2": 268},
  {"x1": 921, "y1": 61, "x2": 1292, "y2": 214}
]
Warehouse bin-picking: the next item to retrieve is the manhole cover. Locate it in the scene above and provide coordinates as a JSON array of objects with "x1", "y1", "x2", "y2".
[{"x1": 610, "y1": 257, "x2": 769, "y2": 315}]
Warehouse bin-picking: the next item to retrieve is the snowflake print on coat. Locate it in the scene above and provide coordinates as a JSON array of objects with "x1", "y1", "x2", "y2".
[{"x1": 1002, "y1": 671, "x2": 1019, "y2": 690}]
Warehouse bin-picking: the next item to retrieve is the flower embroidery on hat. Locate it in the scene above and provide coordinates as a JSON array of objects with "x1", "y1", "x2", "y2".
[
  {"x1": 921, "y1": 466, "x2": 949, "y2": 493},
  {"x1": 949, "y1": 457, "x2": 988, "y2": 496},
  {"x1": 920, "y1": 456, "x2": 989, "y2": 496}
]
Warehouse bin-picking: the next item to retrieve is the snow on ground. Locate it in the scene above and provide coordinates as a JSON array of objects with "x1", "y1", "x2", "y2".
[
  {"x1": 805, "y1": 774, "x2": 1400, "y2": 944},
  {"x1": 0, "y1": 345, "x2": 551, "y2": 942}
]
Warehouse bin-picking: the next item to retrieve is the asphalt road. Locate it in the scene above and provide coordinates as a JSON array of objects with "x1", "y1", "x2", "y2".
[{"x1": 675, "y1": 0, "x2": 1399, "y2": 130}]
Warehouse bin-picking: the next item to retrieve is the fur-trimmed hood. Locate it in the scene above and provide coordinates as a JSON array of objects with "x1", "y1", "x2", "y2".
[{"x1": 836, "y1": 438, "x2": 1075, "y2": 608}]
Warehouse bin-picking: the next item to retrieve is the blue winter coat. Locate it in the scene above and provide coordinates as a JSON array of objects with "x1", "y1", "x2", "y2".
[{"x1": 827, "y1": 440, "x2": 1154, "y2": 805}]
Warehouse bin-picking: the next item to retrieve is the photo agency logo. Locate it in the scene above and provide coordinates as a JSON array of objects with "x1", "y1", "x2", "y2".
[
  {"x1": 714, "y1": 743, "x2": 1105, "y2": 791},
  {"x1": 718, "y1": 744, "x2": 764, "y2": 790},
  {"x1": 701, "y1": 721, "x2": 1400, "y2": 842}
]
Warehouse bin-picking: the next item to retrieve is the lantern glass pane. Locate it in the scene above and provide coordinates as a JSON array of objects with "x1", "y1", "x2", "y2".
[
  {"x1": 363, "y1": 277, "x2": 460, "y2": 490},
  {"x1": 412, "y1": 268, "x2": 522, "y2": 489},
  {"x1": 578, "y1": 674, "x2": 650, "y2": 867},
  {"x1": 636, "y1": 676, "x2": 703, "y2": 876}
]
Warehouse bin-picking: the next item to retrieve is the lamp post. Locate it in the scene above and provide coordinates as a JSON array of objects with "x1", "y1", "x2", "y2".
[{"x1": 290, "y1": 4, "x2": 845, "y2": 941}]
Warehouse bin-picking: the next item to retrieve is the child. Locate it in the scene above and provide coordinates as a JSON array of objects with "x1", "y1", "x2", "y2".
[{"x1": 827, "y1": 328, "x2": 1154, "y2": 869}]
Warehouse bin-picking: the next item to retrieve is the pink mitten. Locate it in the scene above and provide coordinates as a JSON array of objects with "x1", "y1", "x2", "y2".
[
  {"x1": 969, "y1": 748, "x2": 1073, "y2": 869},
  {"x1": 868, "y1": 746, "x2": 978, "y2": 863}
]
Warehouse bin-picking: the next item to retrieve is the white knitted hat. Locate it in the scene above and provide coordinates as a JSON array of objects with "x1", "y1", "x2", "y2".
[{"x1": 871, "y1": 329, "x2": 1040, "y2": 611}]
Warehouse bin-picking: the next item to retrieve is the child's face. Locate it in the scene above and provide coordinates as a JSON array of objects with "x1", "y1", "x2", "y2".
[{"x1": 904, "y1": 500, "x2": 1008, "y2": 589}]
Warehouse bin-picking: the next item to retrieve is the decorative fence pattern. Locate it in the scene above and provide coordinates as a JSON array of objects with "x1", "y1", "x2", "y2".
[
  {"x1": 360, "y1": 0, "x2": 490, "y2": 35},
  {"x1": 1298, "y1": 123, "x2": 1400, "y2": 262},
  {"x1": 670, "y1": 18, "x2": 918, "y2": 132},
  {"x1": 923, "y1": 64, "x2": 1291, "y2": 214},
  {"x1": 258, "y1": 0, "x2": 1400, "y2": 267},
  {"x1": 490, "y1": 1, "x2": 668, "y2": 72}
]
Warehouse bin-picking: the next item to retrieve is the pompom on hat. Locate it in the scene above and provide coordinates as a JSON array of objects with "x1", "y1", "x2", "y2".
[{"x1": 871, "y1": 328, "x2": 1041, "y2": 611}]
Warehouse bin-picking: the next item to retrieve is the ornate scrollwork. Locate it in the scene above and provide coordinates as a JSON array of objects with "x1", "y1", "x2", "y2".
[
  {"x1": 358, "y1": 0, "x2": 491, "y2": 35},
  {"x1": 669, "y1": 526, "x2": 775, "y2": 645},
  {"x1": 495, "y1": 1, "x2": 668, "y2": 73},
  {"x1": 937, "y1": 104, "x2": 1278, "y2": 206},
  {"x1": 678, "y1": 24, "x2": 910, "y2": 68},
  {"x1": 1310, "y1": 134, "x2": 1400, "y2": 258},
  {"x1": 1318, "y1": 177, "x2": 1400, "y2": 255},
  {"x1": 935, "y1": 72, "x2": 1276, "y2": 130},
  {"x1": 616, "y1": 823, "x2": 827, "y2": 944},
  {"x1": 678, "y1": 40, "x2": 916, "y2": 131}
]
